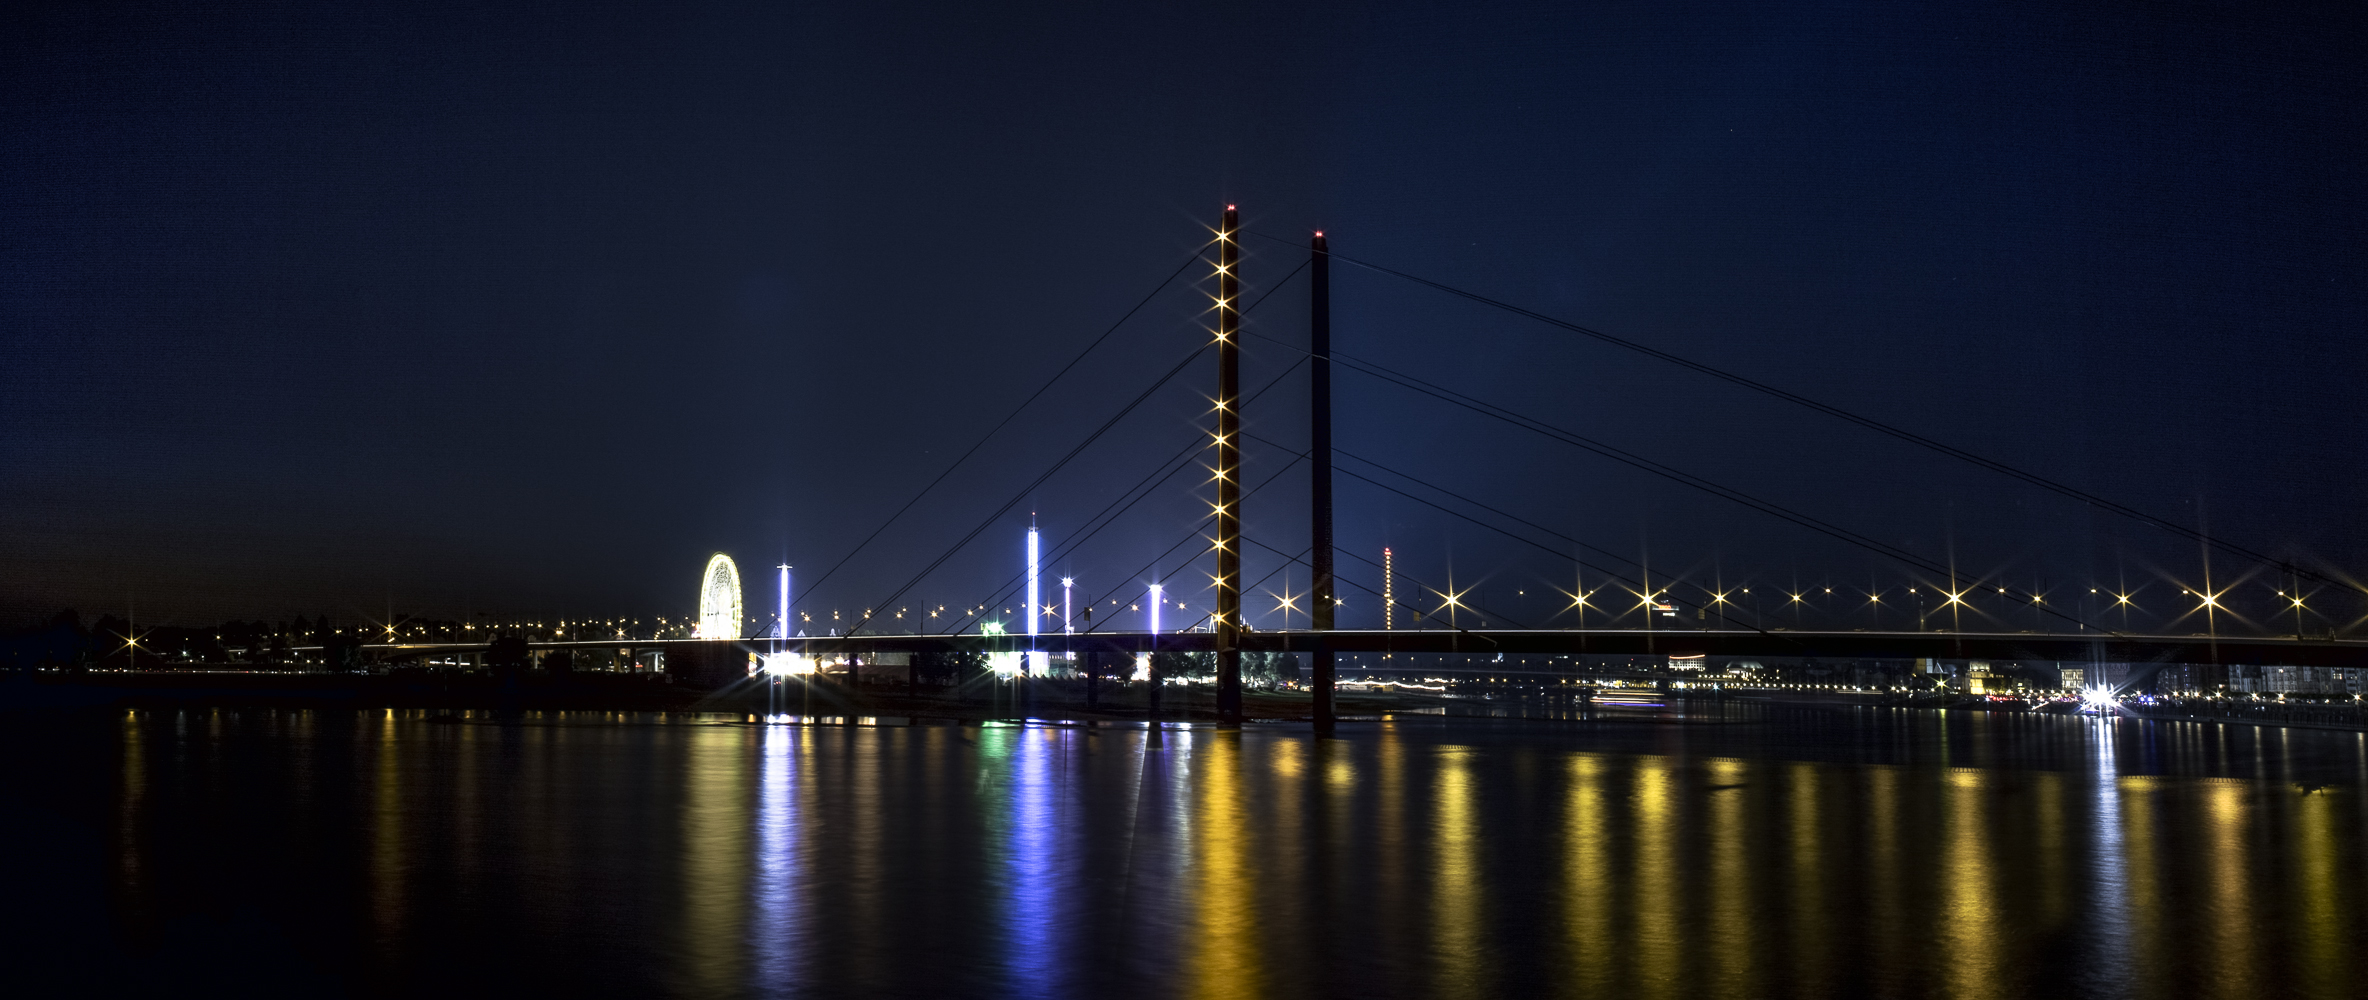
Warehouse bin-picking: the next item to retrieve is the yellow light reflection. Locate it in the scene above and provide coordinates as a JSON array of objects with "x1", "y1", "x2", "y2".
[
  {"x1": 2204, "y1": 780, "x2": 2256, "y2": 996},
  {"x1": 116, "y1": 712, "x2": 147, "y2": 933},
  {"x1": 681, "y1": 723, "x2": 752, "y2": 995},
  {"x1": 1320, "y1": 738, "x2": 1357, "y2": 982},
  {"x1": 1706, "y1": 758, "x2": 1754, "y2": 997},
  {"x1": 1261, "y1": 737, "x2": 1310, "y2": 964},
  {"x1": 1563, "y1": 754, "x2": 1611, "y2": 997},
  {"x1": 1377, "y1": 725, "x2": 1409, "y2": 969},
  {"x1": 1940, "y1": 768, "x2": 2000, "y2": 1000},
  {"x1": 1785, "y1": 763, "x2": 1828, "y2": 995},
  {"x1": 1187, "y1": 734, "x2": 1264, "y2": 1000},
  {"x1": 1634, "y1": 759, "x2": 1678, "y2": 1000},
  {"x1": 371, "y1": 711, "x2": 405, "y2": 956},
  {"x1": 2290, "y1": 783, "x2": 2344, "y2": 995},
  {"x1": 1866, "y1": 764, "x2": 1902, "y2": 989},
  {"x1": 2119, "y1": 775, "x2": 2165, "y2": 998},
  {"x1": 851, "y1": 726, "x2": 884, "y2": 985},
  {"x1": 1431, "y1": 747, "x2": 1484, "y2": 999},
  {"x1": 2032, "y1": 771, "x2": 2067, "y2": 927}
]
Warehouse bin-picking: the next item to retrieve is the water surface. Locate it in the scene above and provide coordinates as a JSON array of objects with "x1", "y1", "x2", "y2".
[{"x1": 8, "y1": 706, "x2": 2367, "y2": 998}]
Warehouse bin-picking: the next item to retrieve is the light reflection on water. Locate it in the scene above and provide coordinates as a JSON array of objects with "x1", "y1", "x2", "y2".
[
  {"x1": 1941, "y1": 767, "x2": 1997, "y2": 1000},
  {"x1": 1000, "y1": 726, "x2": 1064, "y2": 998},
  {"x1": 2085, "y1": 720, "x2": 2136, "y2": 998},
  {"x1": 1632, "y1": 758, "x2": 1677, "y2": 1000},
  {"x1": 1705, "y1": 757, "x2": 1749, "y2": 998},
  {"x1": 752, "y1": 724, "x2": 808, "y2": 989},
  {"x1": 1561, "y1": 752, "x2": 1609, "y2": 998},
  {"x1": 1185, "y1": 732, "x2": 1258, "y2": 1000},
  {"x1": 1785, "y1": 761, "x2": 1827, "y2": 996},
  {"x1": 681, "y1": 722, "x2": 749, "y2": 996},
  {"x1": 64, "y1": 708, "x2": 2368, "y2": 998},
  {"x1": 1429, "y1": 748, "x2": 1482, "y2": 1000}
]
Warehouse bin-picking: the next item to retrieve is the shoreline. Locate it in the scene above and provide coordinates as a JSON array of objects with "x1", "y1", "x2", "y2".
[{"x1": 12, "y1": 670, "x2": 2368, "y2": 736}]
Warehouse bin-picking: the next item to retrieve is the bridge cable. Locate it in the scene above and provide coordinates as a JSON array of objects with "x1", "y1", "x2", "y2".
[
  {"x1": 834, "y1": 255, "x2": 1311, "y2": 639},
  {"x1": 1331, "y1": 448, "x2": 1766, "y2": 628},
  {"x1": 943, "y1": 356, "x2": 1313, "y2": 636},
  {"x1": 907, "y1": 262, "x2": 1314, "y2": 638},
  {"x1": 840, "y1": 341, "x2": 1212, "y2": 641},
  {"x1": 1248, "y1": 231, "x2": 2350, "y2": 596},
  {"x1": 1236, "y1": 324, "x2": 2107, "y2": 634},
  {"x1": 1241, "y1": 430, "x2": 1775, "y2": 635},
  {"x1": 1235, "y1": 431, "x2": 1757, "y2": 633},
  {"x1": 1231, "y1": 533, "x2": 1505, "y2": 640},
  {"x1": 972, "y1": 443, "x2": 1306, "y2": 638},
  {"x1": 1325, "y1": 364, "x2": 2107, "y2": 633},
  {"x1": 1161, "y1": 541, "x2": 1313, "y2": 636},
  {"x1": 1069, "y1": 449, "x2": 1317, "y2": 637},
  {"x1": 794, "y1": 242, "x2": 1212, "y2": 607}
]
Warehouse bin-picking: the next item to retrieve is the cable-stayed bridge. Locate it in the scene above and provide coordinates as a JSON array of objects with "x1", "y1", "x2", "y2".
[{"x1": 352, "y1": 205, "x2": 2368, "y2": 722}]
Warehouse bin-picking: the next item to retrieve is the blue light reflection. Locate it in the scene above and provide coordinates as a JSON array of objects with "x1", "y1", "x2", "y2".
[{"x1": 753, "y1": 724, "x2": 809, "y2": 993}]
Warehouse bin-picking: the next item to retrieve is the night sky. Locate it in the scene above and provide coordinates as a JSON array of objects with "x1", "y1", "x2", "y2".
[{"x1": 5, "y1": 2, "x2": 2362, "y2": 633}]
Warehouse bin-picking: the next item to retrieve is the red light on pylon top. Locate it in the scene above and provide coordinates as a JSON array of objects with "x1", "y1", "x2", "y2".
[
  {"x1": 1314, "y1": 231, "x2": 1324, "y2": 237},
  {"x1": 1226, "y1": 204, "x2": 1235, "y2": 211}
]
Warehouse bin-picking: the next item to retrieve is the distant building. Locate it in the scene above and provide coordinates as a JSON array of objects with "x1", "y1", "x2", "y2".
[
  {"x1": 2227, "y1": 665, "x2": 2363, "y2": 696},
  {"x1": 2153, "y1": 662, "x2": 2225, "y2": 694},
  {"x1": 2059, "y1": 667, "x2": 2085, "y2": 690},
  {"x1": 1964, "y1": 661, "x2": 1993, "y2": 695},
  {"x1": 857, "y1": 651, "x2": 913, "y2": 679}
]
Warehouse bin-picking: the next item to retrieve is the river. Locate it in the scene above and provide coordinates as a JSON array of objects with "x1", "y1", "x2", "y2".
[{"x1": 7, "y1": 705, "x2": 2366, "y2": 998}]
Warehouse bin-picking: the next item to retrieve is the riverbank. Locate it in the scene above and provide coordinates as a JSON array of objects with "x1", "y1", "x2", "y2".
[
  {"x1": 16, "y1": 670, "x2": 2368, "y2": 735},
  {"x1": 0, "y1": 669, "x2": 1458, "y2": 720}
]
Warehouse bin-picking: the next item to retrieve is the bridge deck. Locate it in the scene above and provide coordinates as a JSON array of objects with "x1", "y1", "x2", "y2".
[{"x1": 356, "y1": 628, "x2": 2368, "y2": 667}]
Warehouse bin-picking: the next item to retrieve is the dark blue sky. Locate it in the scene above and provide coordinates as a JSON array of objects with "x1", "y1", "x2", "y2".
[{"x1": 5, "y1": 1, "x2": 2361, "y2": 634}]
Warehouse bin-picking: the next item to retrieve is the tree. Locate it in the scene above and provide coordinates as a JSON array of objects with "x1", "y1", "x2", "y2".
[
  {"x1": 915, "y1": 650, "x2": 978, "y2": 686},
  {"x1": 1244, "y1": 651, "x2": 1301, "y2": 688},
  {"x1": 487, "y1": 635, "x2": 530, "y2": 679},
  {"x1": 1152, "y1": 650, "x2": 1211, "y2": 681},
  {"x1": 322, "y1": 635, "x2": 364, "y2": 672}
]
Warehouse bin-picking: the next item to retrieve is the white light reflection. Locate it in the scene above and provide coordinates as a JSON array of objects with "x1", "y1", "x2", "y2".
[
  {"x1": 2080, "y1": 715, "x2": 2133, "y2": 993},
  {"x1": 754, "y1": 724, "x2": 809, "y2": 988}
]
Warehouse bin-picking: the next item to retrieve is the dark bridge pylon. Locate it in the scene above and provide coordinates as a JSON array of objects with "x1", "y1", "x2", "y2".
[
  {"x1": 1213, "y1": 205, "x2": 1244, "y2": 725},
  {"x1": 1309, "y1": 230, "x2": 1337, "y2": 734}
]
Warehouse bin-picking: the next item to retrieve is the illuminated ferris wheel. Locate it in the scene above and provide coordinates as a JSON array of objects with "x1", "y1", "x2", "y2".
[{"x1": 698, "y1": 553, "x2": 743, "y2": 639}]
